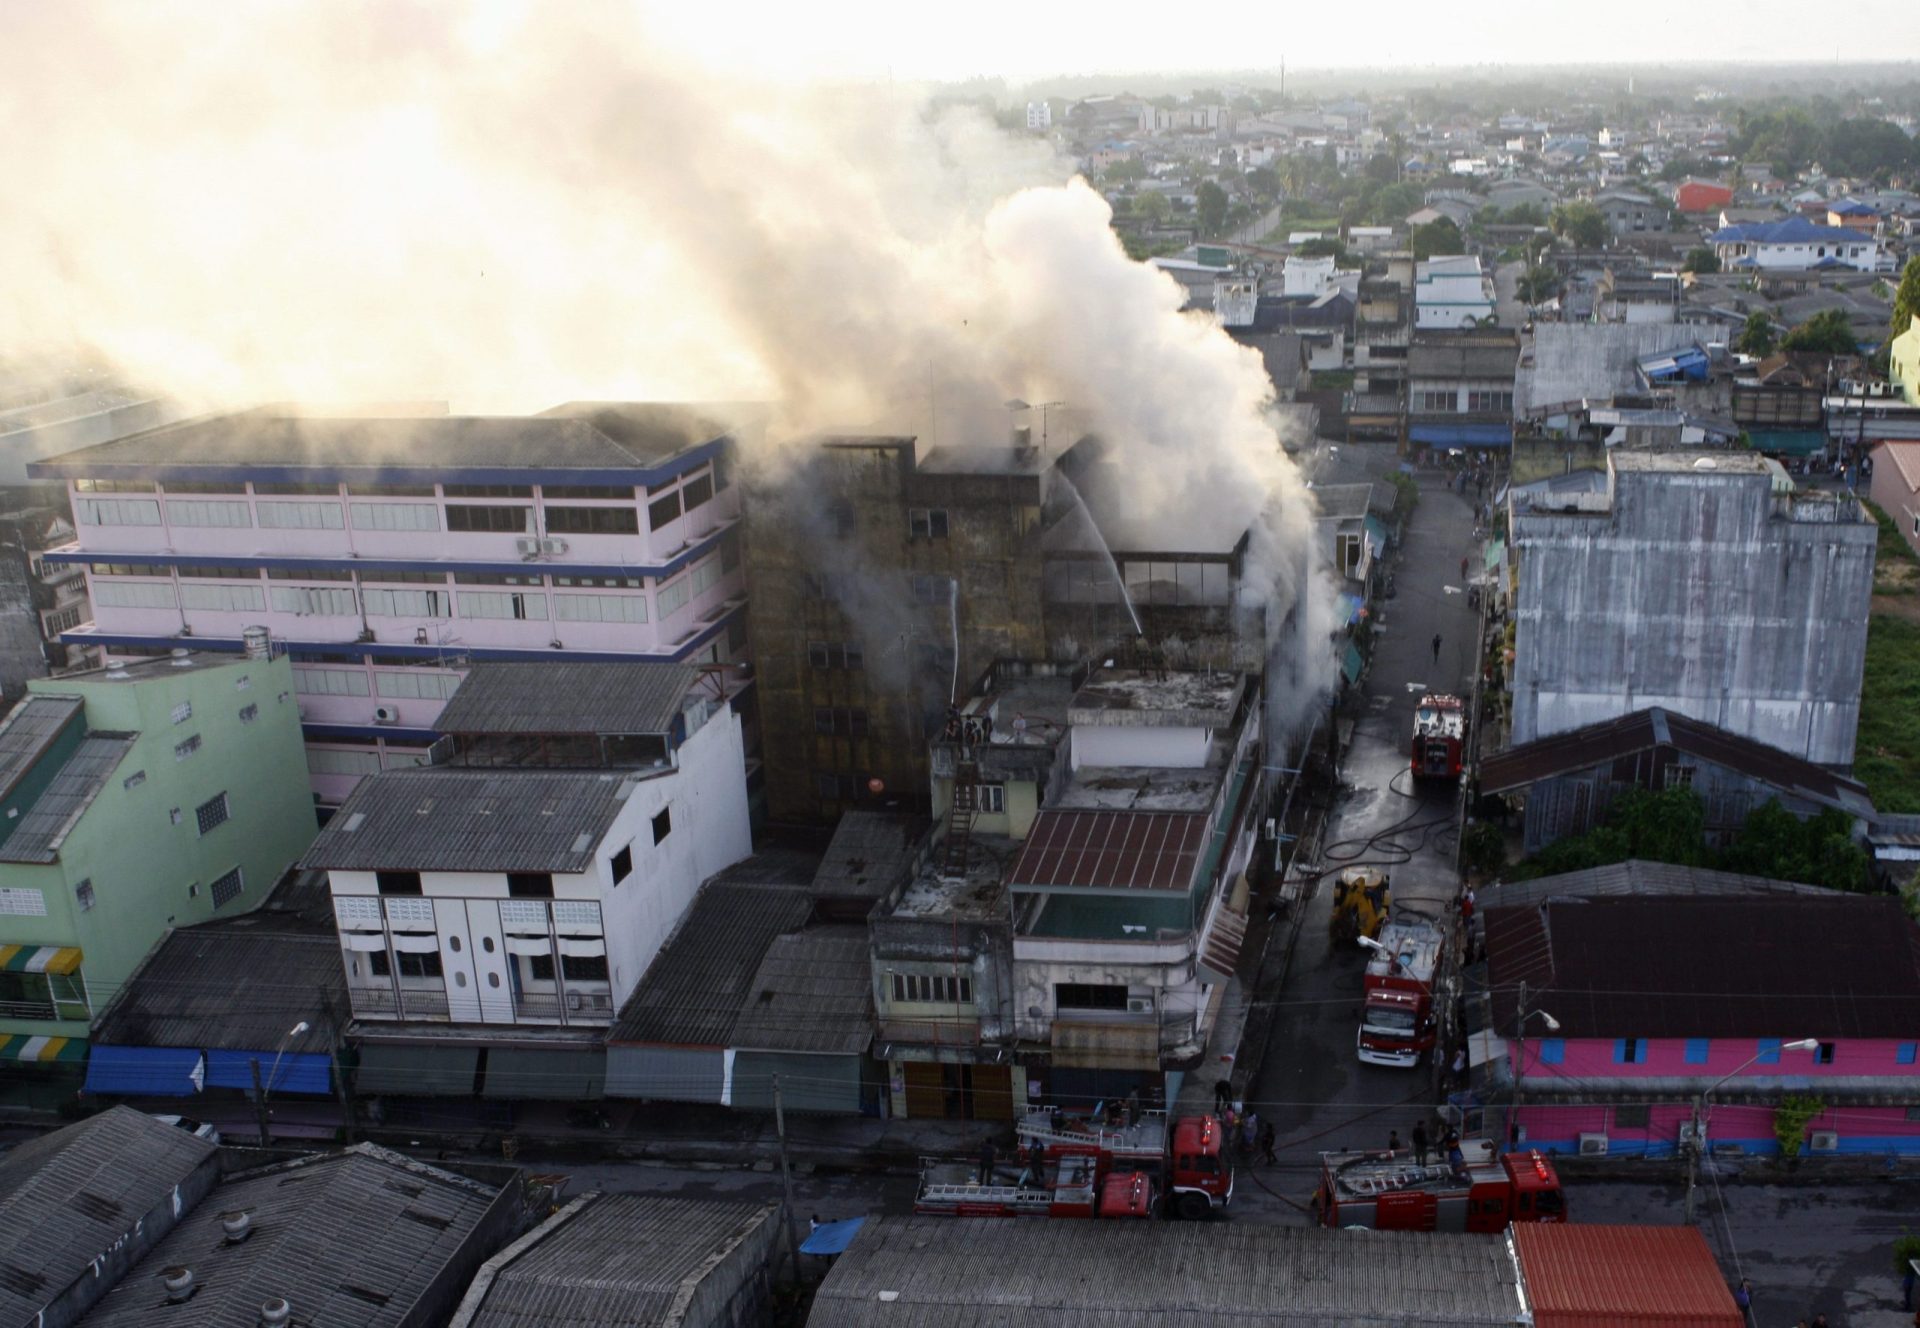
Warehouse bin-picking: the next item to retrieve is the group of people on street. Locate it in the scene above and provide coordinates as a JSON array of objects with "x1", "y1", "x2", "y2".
[{"x1": 1212, "y1": 1078, "x2": 1276, "y2": 1165}]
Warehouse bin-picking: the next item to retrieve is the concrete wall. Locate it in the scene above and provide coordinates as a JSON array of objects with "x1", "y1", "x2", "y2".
[
  {"x1": 1511, "y1": 438, "x2": 1609, "y2": 487},
  {"x1": 1511, "y1": 465, "x2": 1876, "y2": 765},
  {"x1": 1515, "y1": 1101, "x2": 1920, "y2": 1157},
  {"x1": 1071, "y1": 724, "x2": 1210, "y2": 770}
]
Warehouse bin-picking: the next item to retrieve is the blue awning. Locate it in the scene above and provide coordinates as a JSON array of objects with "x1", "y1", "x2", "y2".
[
  {"x1": 84, "y1": 1045, "x2": 205, "y2": 1097},
  {"x1": 802, "y1": 1217, "x2": 866, "y2": 1256},
  {"x1": 206, "y1": 1049, "x2": 333, "y2": 1096},
  {"x1": 1341, "y1": 641, "x2": 1366, "y2": 685},
  {"x1": 1409, "y1": 423, "x2": 1512, "y2": 447},
  {"x1": 1337, "y1": 592, "x2": 1365, "y2": 627},
  {"x1": 1363, "y1": 514, "x2": 1389, "y2": 554},
  {"x1": 1748, "y1": 429, "x2": 1826, "y2": 458}
]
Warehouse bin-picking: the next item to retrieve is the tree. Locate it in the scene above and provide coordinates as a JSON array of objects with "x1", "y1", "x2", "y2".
[
  {"x1": 1681, "y1": 247, "x2": 1721, "y2": 275},
  {"x1": 1734, "y1": 311, "x2": 1777, "y2": 358},
  {"x1": 1245, "y1": 166, "x2": 1280, "y2": 201},
  {"x1": 1364, "y1": 152, "x2": 1399, "y2": 184},
  {"x1": 1516, "y1": 265, "x2": 1561, "y2": 306},
  {"x1": 1195, "y1": 180, "x2": 1229, "y2": 237},
  {"x1": 1549, "y1": 201, "x2": 1608, "y2": 249},
  {"x1": 1133, "y1": 190, "x2": 1171, "y2": 226},
  {"x1": 1780, "y1": 308, "x2": 1859, "y2": 356},
  {"x1": 1101, "y1": 158, "x2": 1146, "y2": 184},
  {"x1": 1411, "y1": 216, "x2": 1463, "y2": 261},
  {"x1": 1821, "y1": 118, "x2": 1917, "y2": 179},
  {"x1": 1893, "y1": 256, "x2": 1920, "y2": 346}
]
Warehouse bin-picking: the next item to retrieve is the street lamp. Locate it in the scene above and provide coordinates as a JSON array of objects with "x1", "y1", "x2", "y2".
[
  {"x1": 1507, "y1": 981, "x2": 1559, "y2": 1151},
  {"x1": 1684, "y1": 1037, "x2": 1819, "y2": 1223},
  {"x1": 252, "y1": 1020, "x2": 311, "y2": 1145}
]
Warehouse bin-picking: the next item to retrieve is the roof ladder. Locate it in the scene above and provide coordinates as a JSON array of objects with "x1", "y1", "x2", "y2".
[{"x1": 942, "y1": 760, "x2": 980, "y2": 879}]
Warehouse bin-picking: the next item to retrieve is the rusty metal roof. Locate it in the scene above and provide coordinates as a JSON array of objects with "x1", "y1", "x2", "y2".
[
  {"x1": 1512, "y1": 1224, "x2": 1743, "y2": 1327},
  {"x1": 1007, "y1": 810, "x2": 1208, "y2": 892}
]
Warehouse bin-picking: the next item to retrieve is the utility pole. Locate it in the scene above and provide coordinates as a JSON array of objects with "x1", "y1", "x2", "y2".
[
  {"x1": 250, "y1": 1057, "x2": 270, "y2": 1146},
  {"x1": 1684, "y1": 1090, "x2": 1705, "y2": 1223},
  {"x1": 772, "y1": 1075, "x2": 804, "y2": 1286},
  {"x1": 1509, "y1": 980, "x2": 1526, "y2": 1151}
]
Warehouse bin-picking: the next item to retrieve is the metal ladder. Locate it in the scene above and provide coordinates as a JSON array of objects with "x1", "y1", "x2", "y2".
[{"x1": 942, "y1": 760, "x2": 979, "y2": 878}]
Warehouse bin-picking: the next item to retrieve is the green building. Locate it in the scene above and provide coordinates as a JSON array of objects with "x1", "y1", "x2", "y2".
[{"x1": 0, "y1": 648, "x2": 316, "y2": 1105}]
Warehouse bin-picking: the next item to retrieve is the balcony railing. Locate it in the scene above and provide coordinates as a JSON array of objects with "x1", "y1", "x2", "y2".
[
  {"x1": 349, "y1": 986, "x2": 451, "y2": 1021},
  {"x1": 879, "y1": 1018, "x2": 983, "y2": 1047},
  {"x1": 0, "y1": 999, "x2": 57, "y2": 1021},
  {"x1": 513, "y1": 990, "x2": 615, "y2": 1024}
]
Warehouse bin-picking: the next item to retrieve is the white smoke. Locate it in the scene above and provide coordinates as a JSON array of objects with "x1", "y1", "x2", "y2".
[{"x1": 0, "y1": 3, "x2": 1336, "y2": 729}]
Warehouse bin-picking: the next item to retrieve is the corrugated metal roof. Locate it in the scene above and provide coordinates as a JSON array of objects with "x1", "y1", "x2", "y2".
[
  {"x1": 811, "y1": 811, "x2": 929, "y2": 900},
  {"x1": 1513, "y1": 1224, "x2": 1743, "y2": 1327},
  {"x1": 1481, "y1": 860, "x2": 1832, "y2": 912},
  {"x1": 807, "y1": 1216, "x2": 1525, "y2": 1326},
  {"x1": 78, "y1": 1143, "x2": 505, "y2": 1328},
  {"x1": 611, "y1": 870, "x2": 817, "y2": 1046},
  {"x1": 729, "y1": 927, "x2": 873, "y2": 1055},
  {"x1": 0, "y1": 694, "x2": 82, "y2": 797},
  {"x1": 436, "y1": 662, "x2": 697, "y2": 737},
  {"x1": 1478, "y1": 707, "x2": 1873, "y2": 816},
  {"x1": 1007, "y1": 810, "x2": 1207, "y2": 892},
  {"x1": 39, "y1": 403, "x2": 740, "y2": 473},
  {"x1": 0, "y1": 734, "x2": 135, "y2": 864},
  {"x1": 457, "y1": 1194, "x2": 779, "y2": 1327},
  {"x1": 0, "y1": 1107, "x2": 216, "y2": 1326},
  {"x1": 302, "y1": 767, "x2": 637, "y2": 872},
  {"x1": 1485, "y1": 894, "x2": 1920, "y2": 1039}
]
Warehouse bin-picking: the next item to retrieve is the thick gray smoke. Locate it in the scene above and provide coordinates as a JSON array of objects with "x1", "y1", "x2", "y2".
[{"x1": 0, "y1": 4, "x2": 1336, "y2": 728}]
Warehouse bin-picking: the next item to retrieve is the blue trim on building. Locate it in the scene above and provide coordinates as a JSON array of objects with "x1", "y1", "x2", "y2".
[
  {"x1": 61, "y1": 604, "x2": 743, "y2": 667},
  {"x1": 1409, "y1": 422, "x2": 1513, "y2": 448},
  {"x1": 26, "y1": 436, "x2": 730, "y2": 488},
  {"x1": 43, "y1": 522, "x2": 737, "y2": 581}
]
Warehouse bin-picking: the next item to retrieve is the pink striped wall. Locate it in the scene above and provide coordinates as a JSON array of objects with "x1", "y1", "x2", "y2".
[{"x1": 1517, "y1": 1036, "x2": 1920, "y2": 1084}]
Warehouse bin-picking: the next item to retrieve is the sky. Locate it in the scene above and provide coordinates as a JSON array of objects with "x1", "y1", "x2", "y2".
[{"x1": 637, "y1": 0, "x2": 1920, "y2": 82}]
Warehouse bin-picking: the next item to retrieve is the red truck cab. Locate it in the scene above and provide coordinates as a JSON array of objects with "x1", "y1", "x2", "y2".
[
  {"x1": 1356, "y1": 920, "x2": 1444, "y2": 1068},
  {"x1": 1168, "y1": 1113, "x2": 1233, "y2": 1218},
  {"x1": 1317, "y1": 1141, "x2": 1566, "y2": 1233},
  {"x1": 1018, "y1": 1107, "x2": 1232, "y2": 1220}
]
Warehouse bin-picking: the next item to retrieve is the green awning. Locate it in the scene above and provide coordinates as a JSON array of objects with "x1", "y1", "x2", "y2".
[
  {"x1": 1341, "y1": 641, "x2": 1366, "y2": 685},
  {"x1": 1747, "y1": 429, "x2": 1826, "y2": 457},
  {"x1": 483, "y1": 1046, "x2": 605, "y2": 1101},
  {"x1": 354, "y1": 1044, "x2": 478, "y2": 1096}
]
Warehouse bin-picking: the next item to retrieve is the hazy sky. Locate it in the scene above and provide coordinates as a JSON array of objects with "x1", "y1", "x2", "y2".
[{"x1": 640, "y1": 0, "x2": 1920, "y2": 81}]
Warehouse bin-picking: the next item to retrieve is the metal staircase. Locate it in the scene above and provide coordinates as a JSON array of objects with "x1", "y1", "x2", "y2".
[{"x1": 942, "y1": 760, "x2": 979, "y2": 878}]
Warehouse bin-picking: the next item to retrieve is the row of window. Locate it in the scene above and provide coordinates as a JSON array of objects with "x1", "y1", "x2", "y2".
[
  {"x1": 73, "y1": 495, "x2": 721, "y2": 537},
  {"x1": 889, "y1": 973, "x2": 974, "y2": 1005},
  {"x1": 1413, "y1": 390, "x2": 1515, "y2": 414},
  {"x1": 74, "y1": 467, "x2": 725, "y2": 503},
  {"x1": 363, "y1": 949, "x2": 609, "y2": 982},
  {"x1": 91, "y1": 572, "x2": 728, "y2": 625},
  {"x1": 83, "y1": 538, "x2": 736, "y2": 589},
  {"x1": 1534, "y1": 1037, "x2": 1867, "y2": 1066}
]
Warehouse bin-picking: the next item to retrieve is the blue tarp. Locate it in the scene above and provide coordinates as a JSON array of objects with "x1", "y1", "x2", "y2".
[
  {"x1": 1337, "y1": 592, "x2": 1365, "y2": 627},
  {"x1": 1363, "y1": 514, "x2": 1389, "y2": 554},
  {"x1": 802, "y1": 1217, "x2": 866, "y2": 1256},
  {"x1": 1409, "y1": 423, "x2": 1512, "y2": 448},
  {"x1": 1748, "y1": 429, "x2": 1826, "y2": 458},
  {"x1": 84, "y1": 1045, "x2": 204, "y2": 1097},
  {"x1": 206, "y1": 1049, "x2": 333, "y2": 1096}
]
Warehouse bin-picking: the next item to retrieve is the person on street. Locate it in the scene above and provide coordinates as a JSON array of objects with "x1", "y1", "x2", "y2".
[
  {"x1": 1732, "y1": 1279, "x2": 1751, "y2": 1326},
  {"x1": 1452, "y1": 1046, "x2": 1469, "y2": 1088},
  {"x1": 977, "y1": 1139, "x2": 996, "y2": 1186},
  {"x1": 1257, "y1": 1120, "x2": 1276, "y2": 1166},
  {"x1": 1412, "y1": 1121, "x2": 1429, "y2": 1167},
  {"x1": 1459, "y1": 555, "x2": 1469, "y2": 581},
  {"x1": 1387, "y1": 1129, "x2": 1401, "y2": 1154},
  {"x1": 1431, "y1": 633, "x2": 1442, "y2": 664},
  {"x1": 1214, "y1": 1077, "x2": 1231, "y2": 1118}
]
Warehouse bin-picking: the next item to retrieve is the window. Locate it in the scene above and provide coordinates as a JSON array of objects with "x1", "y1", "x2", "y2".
[
  {"x1": 1613, "y1": 1103, "x2": 1651, "y2": 1129},
  {"x1": 553, "y1": 593, "x2": 647, "y2": 623},
  {"x1": 74, "y1": 497, "x2": 162, "y2": 526},
  {"x1": 815, "y1": 772, "x2": 857, "y2": 801},
  {"x1": 255, "y1": 501, "x2": 345, "y2": 530},
  {"x1": 562, "y1": 954, "x2": 609, "y2": 982},
  {"x1": 1685, "y1": 1038, "x2": 1710, "y2": 1065},
  {"x1": 171, "y1": 701, "x2": 193, "y2": 724},
  {"x1": 689, "y1": 556, "x2": 724, "y2": 597},
  {"x1": 267, "y1": 565, "x2": 354, "y2": 582},
  {"x1": 179, "y1": 582, "x2": 268, "y2": 613},
  {"x1": 165, "y1": 500, "x2": 252, "y2": 528},
  {"x1": 1466, "y1": 390, "x2": 1514, "y2": 414},
  {"x1": 890, "y1": 973, "x2": 974, "y2": 1004},
  {"x1": 122, "y1": 770, "x2": 146, "y2": 790},
  {"x1": 270, "y1": 585, "x2": 358, "y2": 616},
  {"x1": 1613, "y1": 1037, "x2": 1646, "y2": 1064},
  {"x1": 544, "y1": 505, "x2": 639, "y2": 535},
  {"x1": 1538, "y1": 1038, "x2": 1565, "y2": 1065},
  {"x1": 90, "y1": 580, "x2": 177, "y2": 610},
  {"x1": 443, "y1": 483, "x2": 532, "y2": 498},
  {"x1": 542, "y1": 484, "x2": 634, "y2": 500},
  {"x1": 682, "y1": 473, "x2": 715, "y2": 512},
  {"x1": 294, "y1": 666, "x2": 371, "y2": 696},
  {"x1": 909, "y1": 508, "x2": 949, "y2": 539},
  {"x1": 349, "y1": 502, "x2": 440, "y2": 532},
  {"x1": 348, "y1": 483, "x2": 436, "y2": 497},
  {"x1": 205, "y1": 867, "x2": 244, "y2": 909},
  {"x1": 195, "y1": 792, "x2": 230, "y2": 835},
  {"x1": 375, "y1": 671, "x2": 459, "y2": 700},
  {"x1": 809, "y1": 641, "x2": 864, "y2": 670},
  {"x1": 1756, "y1": 1037, "x2": 1782, "y2": 1064},
  {"x1": 507, "y1": 872, "x2": 554, "y2": 898},
  {"x1": 912, "y1": 575, "x2": 949, "y2": 604},
  {"x1": 397, "y1": 950, "x2": 442, "y2": 979},
  {"x1": 1056, "y1": 983, "x2": 1128, "y2": 1011},
  {"x1": 173, "y1": 734, "x2": 202, "y2": 761},
  {"x1": 655, "y1": 576, "x2": 691, "y2": 618},
  {"x1": 814, "y1": 707, "x2": 870, "y2": 737},
  {"x1": 364, "y1": 570, "x2": 447, "y2": 584},
  {"x1": 1415, "y1": 389, "x2": 1455, "y2": 413},
  {"x1": 74, "y1": 879, "x2": 95, "y2": 911},
  {"x1": 444, "y1": 504, "x2": 532, "y2": 533},
  {"x1": 376, "y1": 870, "x2": 423, "y2": 896},
  {"x1": 652, "y1": 808, "x2": 672, "y2": 844},
  {"x1": 362, "y1": 587, "x2": 450, "y2": 618},
  {"x1": 648, "y1": 490, "x2": 683, "y2": 529},
  {"x1": 1815, "y1": 1041, "x2": 1836, "y2": 1065},
  {"x1": 1899, "y1": 1042, "x2": 1917, "y2": 1066},
  {"x1": 170, "y1": 807, "x2": 184, "y2": 826},
  {"x1": 457, "y1": 590, "x2": 547, "y2": 620},
  {"x1": 553, "y1": 574, "x2": 642, "y2": 588},
  {"x1": 74, "y1": 478, "x2": 156, "y2": 493},
  {"x1": 306, "y1": 748, "x2": 383, "y2": 777},
  {"x1": 611, "y1": 845, "x2": 633, "y2": 883},
  {"x1": 978, "y1": 783, "x2": 1006, "y2": 813},
  {"x1": 44, "y1": 604, "x2": 86, "y2": 634},
  {"x1": 1664, "y1": 765, "x2": 1695, "y2": 789},
  {"x1": 253, "y1": 481, "x2": 342, "y2": 496}
]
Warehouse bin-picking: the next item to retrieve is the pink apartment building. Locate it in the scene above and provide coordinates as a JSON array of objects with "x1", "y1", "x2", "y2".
[
  {"x1": 1483, "y1": 893, "x2": 1920, "y2": 1158},
  {"x1": 27, "y1": 404, "x2": 752, "y2": 812}
]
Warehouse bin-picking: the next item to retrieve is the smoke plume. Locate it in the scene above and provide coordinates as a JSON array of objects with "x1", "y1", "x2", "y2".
[{"x1": 0, "y1": 4, "x2": 1335, "y2": 729}]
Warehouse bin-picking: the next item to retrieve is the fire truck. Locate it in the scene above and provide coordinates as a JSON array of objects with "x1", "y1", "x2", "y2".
[
  {"x1": 1356, "y1": 920, "x2": 1444, "y2": 1068},
  {"x1": 912, "y1": 1151, "x2": 1157, "y2": 1220},
  {"x1": 1411, "y1": 693, "x2": 1467, "y2": 781},
  {"x1": 1016, "y1": 1107, "x2": 1233, "y2": 1219},
  {"x1": 1316, "y1": 1140, "x2": 1567, "y2": 1232}
]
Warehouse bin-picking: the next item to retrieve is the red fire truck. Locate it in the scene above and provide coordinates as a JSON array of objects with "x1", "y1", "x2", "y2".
[
  {"x1": 1411, "y1": 693, "x2": 1467, "y2": 781},
  {"x1": 1356, "y1": 920, "x2": 1444, "y2": 1068},
  {"x1": 912, "y1": 1152, "x2": 1157, "y2": 1220},
  {"x1": 1316, "y1": 1140, "x2": 1566, "y2": 1232},
  {"x1": 1017, "y1": 1107, "x2": 1233, "y2": 1219}
]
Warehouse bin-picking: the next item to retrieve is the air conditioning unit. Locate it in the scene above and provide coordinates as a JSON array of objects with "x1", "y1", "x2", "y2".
[
  {"x1": 1577, "y1": 1132, "x2": 1609, "y2": 1156},
  {"x1": 373, "y1": 705, "x2": 400, "y2": 725},
  {"x1": 514, "y1": 537, "x2": 540, "y2": 556},
  {"x1": 1677, "y1": 1121, "x2": 1707, "y2": 1148},
  {"x1": 1808, "y1": 1130, "x2": 1839, "y2": 1153},
  {"x1": 1125, "y1": 996, "x2": 1154, "y2": 1015},
  {"x1": 538, "y1": 537, "x2": 569, "y2": 555},
  {"x1": 585, "y1": 992, "x2": 612, "y2": 1010}
]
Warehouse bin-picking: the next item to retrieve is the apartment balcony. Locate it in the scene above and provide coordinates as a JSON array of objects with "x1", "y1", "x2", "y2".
[
  {"x1": 349, "y1": 985, "x2": 451, "y2": 1021},
  {"x1": 512, "y1": 989, "x2": 615, "y2": 1024}
]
